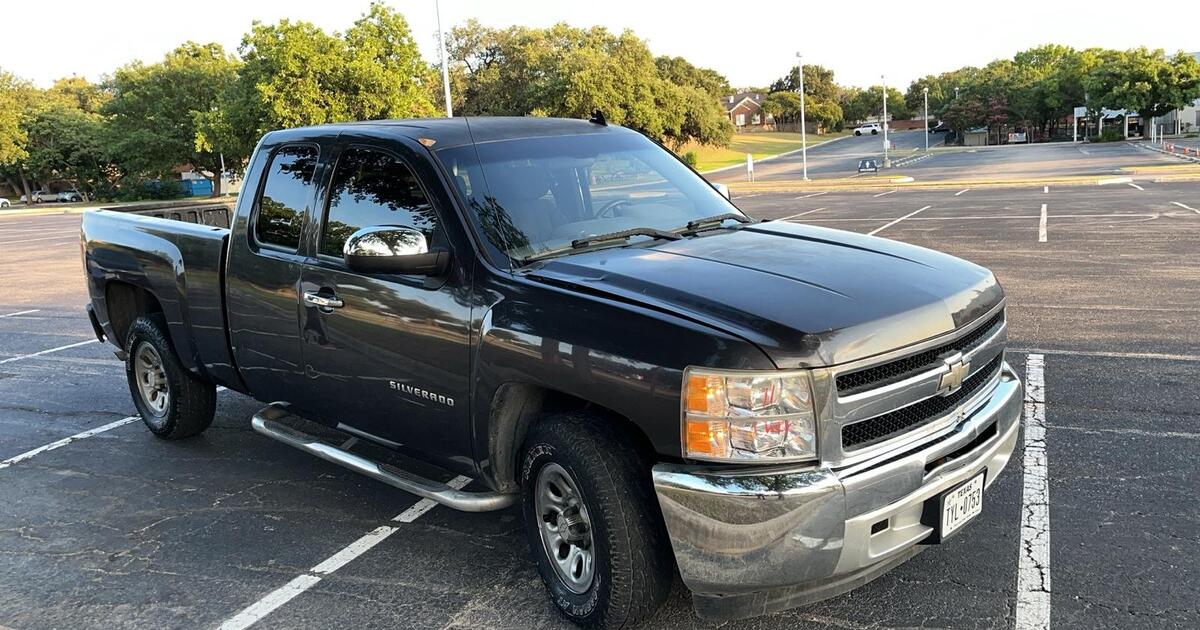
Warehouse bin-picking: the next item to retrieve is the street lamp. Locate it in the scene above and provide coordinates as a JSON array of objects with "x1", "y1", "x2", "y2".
[
  {"x1": 882, "y1": 74, "x2": 890, "y2": 168},
  {"x1": 796, "y1": 52, "x2": 808, "y2": 180},
  {"x1": 954, "y1": 86, "x2": 960, "y2": 100},
  {"x1": 923, "y1": 86, "x2": 929, "y2": 151},
  {"x1": 436, "y1": 0, "x2": 453, "y2": 117}
]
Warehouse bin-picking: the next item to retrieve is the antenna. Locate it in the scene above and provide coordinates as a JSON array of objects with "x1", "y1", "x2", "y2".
[{"x1": 589, "y1": 110, "x2": 607, "y2": 126}]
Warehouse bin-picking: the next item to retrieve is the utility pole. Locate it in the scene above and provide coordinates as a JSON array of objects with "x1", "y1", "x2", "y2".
[
  {"x1": 436, "y1": 0, "x2": 453, "y2": 117},
  {"x1": 882, "y1": 74, "x2": 890, "y2": 168},
  {"x1": 796, "y1": 52, "x2": 808, "y2": 180},
  {"x1": 923, "y1": 86, "x2": 929, "y2": 151}
]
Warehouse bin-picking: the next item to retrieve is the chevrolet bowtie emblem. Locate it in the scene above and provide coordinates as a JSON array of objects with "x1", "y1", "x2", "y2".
[{"x1": 938, "y1": 353, "x2": 970, "y2": 395}]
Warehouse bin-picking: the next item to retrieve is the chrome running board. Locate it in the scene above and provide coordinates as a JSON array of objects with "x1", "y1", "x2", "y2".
[{"x1": 251, "y1": 403, "x2": 517, "y2": 512}]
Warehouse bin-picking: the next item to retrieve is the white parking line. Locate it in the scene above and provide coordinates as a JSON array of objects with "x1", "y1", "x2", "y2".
[
  {"x1": 1016, "y1": 353, "x2": 1050, "y2": 630},
  {"x1": 1009, "y1": 347, "x2": 1200, "y2": 362},
  {"x1": 954, "y1": 188, "x2": 970, "y2": 196},
  {"x1": 0, "y1": 309, "x2": 40, "y2": 318},
  {"x1": 1126, "y1": 182, "x2": 1144, "y2": 191},
  {"x1": 1171, "y1": 201, "x2": 1199, "y2": 214},
  {"x1": 0, "y1": 416, "x2": 139, "y2": 471},
  {"x1": 0, "y1": 339, "x2": 97, "y2": 365},
  {"x1": 1043, "y1": 186, "x2": 1049, "y2": 194},
  {"x1": 779, "y1": 207, "x2": 826, "y2": 221},
  {"x1": 218, "y1": 475, "x2": 472, "y2": 630},
  {"x1": 794, "y1": 191, "x2": 828, "y2": 199},
  {"x1": 867, "y1": 205, "x2": 931, "y2": 236},
  {"x1": 1038, "y1": 204, "x2": 1048, "y2": 242},
  {"x1": 872, "y1": 189, "x2": 897, "y2": 198}
]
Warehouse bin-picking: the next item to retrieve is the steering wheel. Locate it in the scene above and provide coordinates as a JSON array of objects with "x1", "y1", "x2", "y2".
[{"x1": 595, "y1": 198, "x2": 631, "y2": 218}]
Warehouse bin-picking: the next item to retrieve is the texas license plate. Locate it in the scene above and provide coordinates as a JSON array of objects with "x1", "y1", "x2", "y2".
[{"x1": 939, "y1": 473, "x2": 985, "y2": 538}]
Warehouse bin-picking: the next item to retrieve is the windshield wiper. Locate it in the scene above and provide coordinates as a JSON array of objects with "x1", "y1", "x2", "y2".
[
  {"x1": 521, "y1": 227, "x2": 683, "y2": 264},
  {"x1": 678, "y1": 212, "x2": 755, "y2": 235}
]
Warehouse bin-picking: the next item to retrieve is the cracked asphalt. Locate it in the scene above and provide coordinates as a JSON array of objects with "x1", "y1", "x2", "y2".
[{"x1": 2, "y1": 168, "x2": 1199, "y2": 629}]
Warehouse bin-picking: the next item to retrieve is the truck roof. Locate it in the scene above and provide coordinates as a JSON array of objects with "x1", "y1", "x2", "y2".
[{"x1": 261, "y1": 116, "x2": 631, "y2": 151}]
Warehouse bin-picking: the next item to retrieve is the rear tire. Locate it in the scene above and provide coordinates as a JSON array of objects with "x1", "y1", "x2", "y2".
[
  {"x1": 520, "y1": 413, "x2": 673, "y2": 629},
  {"x1": 124, "y1": 314, "x2": 216, "y2": 439}
]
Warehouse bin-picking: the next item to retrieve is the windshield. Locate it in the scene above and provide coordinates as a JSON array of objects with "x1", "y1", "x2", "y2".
[{"x1": 436, "y1": 130, "x2": 745, "y2": 266}]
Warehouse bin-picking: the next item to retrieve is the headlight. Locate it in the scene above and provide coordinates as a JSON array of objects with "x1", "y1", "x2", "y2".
[{"x1": 682, "y1": 367, "x2": 817, "y2": 462}]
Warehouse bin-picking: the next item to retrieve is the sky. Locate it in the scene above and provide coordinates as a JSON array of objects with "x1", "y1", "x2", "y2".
[{"x1": 3, "y1": 0, "x2": 1197, "y2": 91}]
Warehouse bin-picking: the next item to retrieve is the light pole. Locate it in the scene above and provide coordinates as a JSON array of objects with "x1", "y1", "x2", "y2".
[
  {"x1": 923, "y1": 86, "x2": 929, "y2": 151},
  {"x1": 436, "y1": 0, "x2": 453, "y2": 117},
  {"x1": 796, "y1": 52, "x2": 808, "y2": 180},
  {"x1": 882, "y1": 74, "x2": 890, "y2": 168},
  {"x1": 955, "y1": 86, "x2": 960, "y2": 100}
]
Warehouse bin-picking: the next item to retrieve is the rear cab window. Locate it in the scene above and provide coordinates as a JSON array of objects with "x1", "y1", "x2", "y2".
[{"x1": 254, "y1": 145, "x2": 320, "y2": 251}]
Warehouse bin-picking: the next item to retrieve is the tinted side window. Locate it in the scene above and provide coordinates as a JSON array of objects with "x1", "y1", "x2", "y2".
[
  {"x1": 255, "y1": 145, "x2": 318, "y2": 250},
  {"x1": 320, "y1": 148, "x2": 437, "y2": 258}
]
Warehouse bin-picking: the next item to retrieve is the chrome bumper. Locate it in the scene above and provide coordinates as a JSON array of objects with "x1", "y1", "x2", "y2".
[{"x1": 652, "y1": 362, "x2": 1022, "y2": 621}]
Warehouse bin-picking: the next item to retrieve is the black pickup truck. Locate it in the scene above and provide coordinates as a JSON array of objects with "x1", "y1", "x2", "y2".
[{"x1": 82, "y1": 117, "x2": 1022, "y2": 627}]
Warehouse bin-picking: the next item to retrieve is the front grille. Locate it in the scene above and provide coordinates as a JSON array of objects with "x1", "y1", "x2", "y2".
[
  {"x1": 841, "y1": 354, "x2": 1004, "y2": 451},
  {"x1": 836, "y1": 310, "x2": 1004, "y2": 395}
]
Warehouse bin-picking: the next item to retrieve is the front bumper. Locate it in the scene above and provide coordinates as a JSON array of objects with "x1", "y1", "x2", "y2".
[{"x1": 652, "y1": 362, "x2": 1022, "y2": 621}]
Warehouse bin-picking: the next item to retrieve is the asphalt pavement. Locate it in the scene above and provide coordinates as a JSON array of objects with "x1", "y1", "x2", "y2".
[{"x1": 2, "y1": 161, "x2": 1199, "y2": 628}]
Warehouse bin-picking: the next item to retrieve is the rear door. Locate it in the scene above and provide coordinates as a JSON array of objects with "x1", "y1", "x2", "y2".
[
  {"x1": 226, "y1": 143, "x2": 322, "y2": 404},
  {"x1": 295, "y1": 140, "x2": 473, "y2": 461}
]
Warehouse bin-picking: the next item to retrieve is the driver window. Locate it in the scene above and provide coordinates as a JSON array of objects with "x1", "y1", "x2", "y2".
[{"x1": 320, "y1": 148, "x2": 438, "y2": 258}]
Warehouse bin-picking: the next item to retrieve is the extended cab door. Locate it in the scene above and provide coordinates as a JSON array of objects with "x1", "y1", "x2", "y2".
[
  {"x1": 294, "y1": 139, "x2": 474, "y2": 462},
  {"x1": 226, "y1": 143, "x2": 321, "y2": 403}
]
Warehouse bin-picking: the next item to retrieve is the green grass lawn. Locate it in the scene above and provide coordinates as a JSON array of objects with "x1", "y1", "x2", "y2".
[{"x1": 683, "y1": 131, "x2": 853, "y2": 172}]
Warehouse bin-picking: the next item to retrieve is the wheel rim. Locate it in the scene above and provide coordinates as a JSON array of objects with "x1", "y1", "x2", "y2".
[
  {"x1": 535, "y1": 462, "x2": 595, "y2": 594},
  {"x1": 134, "y1": 341, "x2": 170, "y2": 422}
]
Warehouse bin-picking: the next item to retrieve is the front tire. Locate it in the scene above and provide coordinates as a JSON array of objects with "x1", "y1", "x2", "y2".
[
  {"x1": 855, "y1": 131, "x2": 862, "y2": 136},
  {"x1": 520, "y1": 413, "x2": 673, "y2": 628},
  {"x1": 125, "y1": 314, "x2": 216, "y2": 439}
]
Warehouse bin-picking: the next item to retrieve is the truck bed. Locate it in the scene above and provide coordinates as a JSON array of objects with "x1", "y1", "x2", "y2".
[{"x1": 81, "y1": 208, "x2": 242, "y2": 389}]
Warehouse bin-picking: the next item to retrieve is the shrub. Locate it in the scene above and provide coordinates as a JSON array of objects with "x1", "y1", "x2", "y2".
[
  {"x1": 1093, "y1": 128, "x2": 1124, "y2": 143},
  {"x1": 682, "y1": 151, "x2": 699, "y2": 168}
]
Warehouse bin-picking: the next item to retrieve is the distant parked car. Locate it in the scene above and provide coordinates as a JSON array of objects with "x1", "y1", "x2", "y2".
[
  {"x1": 20, "y1": 190, "x2": 59, "y2": 203},
  {"x1": 930, "y1": 121, "x2": 950, "y2": 133},
  {"x1": 854, "y1": 123, "x2": 881, "y2": 136},
  {"x1": 57, "y1": 189, "x2": 84, "y2": 203},
  {"x1": 0, "y1": 198, "x2": 10, "y2": 208}
]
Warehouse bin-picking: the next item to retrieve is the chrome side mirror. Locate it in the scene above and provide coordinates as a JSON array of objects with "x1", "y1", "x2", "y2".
[
  {"x1": 343, "y1": 226, "x2": 449, "y2": 276},
  {"x1": 712, "y1": 182, "x2": 731, "y2": 200}
]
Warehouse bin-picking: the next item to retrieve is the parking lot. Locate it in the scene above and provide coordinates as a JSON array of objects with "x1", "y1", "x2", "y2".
[{"x1": 2, "y1": 171, "x2": 1199, "y2": 628}]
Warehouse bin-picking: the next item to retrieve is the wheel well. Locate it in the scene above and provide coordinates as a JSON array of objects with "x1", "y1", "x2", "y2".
[
  {"x1": 105, "y1": 281, "x2": 164, "y2": 346},
  {"x1": 487, "y1": 383, "x2": 656, "y2": 493}
]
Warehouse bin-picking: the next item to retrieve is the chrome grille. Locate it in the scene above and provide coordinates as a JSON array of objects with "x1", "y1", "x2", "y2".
[
  {"x1": 836, "y1": 310, "x2": 1005, "y2": 395},
  {"x1": 841, "y1": 354, "x2": 1003, "y2": 450}
]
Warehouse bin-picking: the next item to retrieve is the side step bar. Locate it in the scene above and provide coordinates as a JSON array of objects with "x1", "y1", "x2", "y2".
[{"x1": 251, "y1": 403, "x2": 517, "y2": 513}]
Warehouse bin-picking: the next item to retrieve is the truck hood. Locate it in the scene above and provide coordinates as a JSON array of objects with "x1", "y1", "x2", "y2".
[{"x1": 524, "y1": 221, "x2": 1003, "y2": 368}]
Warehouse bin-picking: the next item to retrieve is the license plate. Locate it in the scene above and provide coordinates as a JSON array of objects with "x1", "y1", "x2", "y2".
[{"x1": 939, "y1": 473, "x2": 985, "y2": 538}]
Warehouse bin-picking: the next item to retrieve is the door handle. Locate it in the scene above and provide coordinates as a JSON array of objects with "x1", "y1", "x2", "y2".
[{"x1": 303, "y1": 291, "x2": 344, "y2": 309}]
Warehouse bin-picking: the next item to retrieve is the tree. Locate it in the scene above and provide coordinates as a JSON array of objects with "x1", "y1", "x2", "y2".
[
  {"x1": 447, "y1": 21, "x2": 732, "y2": 148},
  {"x1": 198, "y1": 3, "x2": 438, "y2": 174},
  {"x1": 0, "y1": 70, "x2": 31, "y2": 170},
  {"x1": 105, "y1": 42, "x2": 239, "y2": 195},
  {"x1": 22, "y1": 105, "x2": 110, "y2": 197},
  {"x1": 655, "y1": 56, "x2": 730, "y2": 98},
  {"x1": 769, "y1": 64, "x2": 840, "y2": 103},
  {"x1": 1085, "y1": 48, "x2": 1200, "y2": 136},
  {"x1": 841, "y1": 85, "x2": 908, "y2": 122},
  {"x1": 761, "y1": 91, "x2": 804, "y2": 124}
]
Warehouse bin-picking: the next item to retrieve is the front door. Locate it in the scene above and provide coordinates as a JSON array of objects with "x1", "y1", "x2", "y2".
[{"x1": 296, "y1": 143, "x2": 473, "y2": 462}]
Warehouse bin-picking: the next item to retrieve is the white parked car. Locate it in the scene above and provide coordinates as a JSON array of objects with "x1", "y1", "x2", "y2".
[
  {"x1": 19, "y1": 190, "x2": 59, "y2": 203},
  {"x1": 854, "y1": 123, "x2": 882, "y2": 136},
  {"x1": 0, "y1": 197, "x2": 10, "y2": 208}
]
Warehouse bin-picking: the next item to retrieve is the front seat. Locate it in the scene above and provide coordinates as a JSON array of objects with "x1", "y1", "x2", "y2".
[{"x1": 485, "y1": 165, "x2": 559, "y2": 246}]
